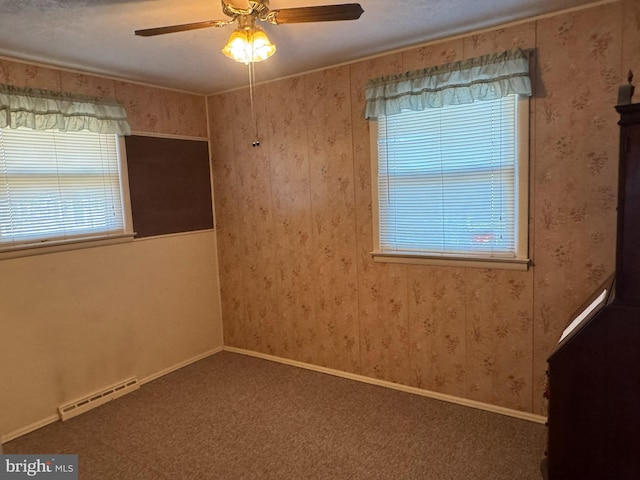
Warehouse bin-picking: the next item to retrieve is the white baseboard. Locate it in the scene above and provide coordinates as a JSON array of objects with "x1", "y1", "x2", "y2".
[
  {"x1": 139, "y1": 346, "x2": 224, "y2": 385},
  {"x1": 1, "y1": 346, "x2": 223, "y2": 445},
  {"x1": 0, "y1": 414, "x2": 60, "y2": 445},
  {"x1": 223, "y1": 346, "x2": 548, "y2": 425}
]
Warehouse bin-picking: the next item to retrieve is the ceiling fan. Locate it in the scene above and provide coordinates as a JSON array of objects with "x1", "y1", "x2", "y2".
[
  {"x1": 135, "y1": 0, "x2": 363, "y2": 147},
  {"x1": 135, "y1": 0, "x2": 364, "y2": 63}
]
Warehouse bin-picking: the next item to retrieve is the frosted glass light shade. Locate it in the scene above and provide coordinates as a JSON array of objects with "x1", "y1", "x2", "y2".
[{"x1": 222, "y1": 26, "x2": 276, "y2": 64}]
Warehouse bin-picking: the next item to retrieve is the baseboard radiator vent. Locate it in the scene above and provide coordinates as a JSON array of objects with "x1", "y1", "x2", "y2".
[{"x1": 57, "y1": 377, "x2": 139, "y2": 421}]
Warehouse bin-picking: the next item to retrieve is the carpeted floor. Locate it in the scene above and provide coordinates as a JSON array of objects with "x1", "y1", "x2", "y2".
[{"x1": 3, "y1": 352, "x2": 546, "y2": 479}]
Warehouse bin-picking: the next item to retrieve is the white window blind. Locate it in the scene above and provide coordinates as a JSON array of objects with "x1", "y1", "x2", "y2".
[
  {"x1": 0, "y1": 127, "x2": 126, "y2": 249},
  {"x1": 376, "y1": 95, "x2": 520, "y2": 258}
]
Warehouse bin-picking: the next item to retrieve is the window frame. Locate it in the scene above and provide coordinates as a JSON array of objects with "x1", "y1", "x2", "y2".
[
  {"x1": 369, "y1": 95, "x2": 530, "y2": 271},
  {"x1": 0, "y1": 131, "x2": 134, "y2": 260}
]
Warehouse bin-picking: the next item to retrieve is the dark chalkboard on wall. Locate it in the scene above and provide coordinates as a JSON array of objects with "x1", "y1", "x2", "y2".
[{"x1": 124, "y1": 135, "x2": 213, "y2": 238}]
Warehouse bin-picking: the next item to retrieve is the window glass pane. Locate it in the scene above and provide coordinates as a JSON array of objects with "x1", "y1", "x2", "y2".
[
  {"x1": 376, "y1": 95, "x2": 519, "y2": 258},
  {"x1": 0, "y1": 127, "x2": 124, "y2": 248}
]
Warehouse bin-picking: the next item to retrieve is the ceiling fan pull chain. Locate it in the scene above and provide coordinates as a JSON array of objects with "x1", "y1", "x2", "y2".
[{"x1": 249, "y1": 60, "x2": 260, "y2": 147}]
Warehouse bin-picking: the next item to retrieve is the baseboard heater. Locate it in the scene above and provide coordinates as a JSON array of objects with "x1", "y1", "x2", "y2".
[{"x1": 57, "y1": 377, "x2": 139, "y2": 421}]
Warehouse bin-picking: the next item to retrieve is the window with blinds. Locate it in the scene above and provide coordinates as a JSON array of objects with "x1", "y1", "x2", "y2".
[
  {"x1": 373, "y1": 95, "x2": 529, "y2": 265},
  {"x1": 0, "y1": 127, "x2": 130, "y2": 251}
]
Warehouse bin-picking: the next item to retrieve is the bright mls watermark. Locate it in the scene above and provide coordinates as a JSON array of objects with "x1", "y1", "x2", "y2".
[{"x1": 0, "y1": 455, "x2": 77, "y2": 480}]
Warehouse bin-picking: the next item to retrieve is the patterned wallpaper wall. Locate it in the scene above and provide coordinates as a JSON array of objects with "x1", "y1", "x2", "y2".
[
  {"x1": 209, "y1": 0, "x2": 638, "y2": 415},
  {"x1": 0, "y1": 59, "x2": 207, "y2": 138}
]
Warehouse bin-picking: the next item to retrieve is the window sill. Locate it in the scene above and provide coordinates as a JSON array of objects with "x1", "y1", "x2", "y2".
[
  {"x1": 371, "y1": 252, "x2": 530, "y2": 271},
  {"x1": 0, "y1": 234, "x2": 135, "y2": 261}
]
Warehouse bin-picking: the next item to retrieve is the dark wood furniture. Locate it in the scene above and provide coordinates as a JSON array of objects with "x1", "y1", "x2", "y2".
[{"x1": 544, "y1": 103, "x2": 640, "y2": 479}]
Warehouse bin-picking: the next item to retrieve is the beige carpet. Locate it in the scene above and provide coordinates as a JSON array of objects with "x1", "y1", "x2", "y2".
[{"x1": 4, "y1": 352, "x2": 546, "y2": 479}]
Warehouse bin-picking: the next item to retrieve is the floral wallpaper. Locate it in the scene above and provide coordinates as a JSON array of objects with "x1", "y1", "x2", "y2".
[
  {"x1": 210, "y1": 0, "x2": 638, "y2": 416},
  {"x1": 0, "y1": 59, "x2": 207, "y2": 138},
  {"x1": 531, "y1": 3, "x2": 623, "y2": 414}
]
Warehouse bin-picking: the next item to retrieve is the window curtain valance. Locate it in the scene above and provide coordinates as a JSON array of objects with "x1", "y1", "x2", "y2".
[
  {"x1": 365, "y1": 48, "x2": 532, "y2": 119},
  {"x1": 0, "y1": 83, "x2": 131, "y2": 135}
]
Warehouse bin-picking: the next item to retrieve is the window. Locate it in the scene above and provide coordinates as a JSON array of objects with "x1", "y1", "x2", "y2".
[
  {"x1": 364, "y1": 49, "x2": 532, "y2": 269},
  {"x1": 371, "y1": 95, "x2": 529, "y2": 269},
  {"x1": 0, "y1": 127, "x2": 133, "y2": 255}
]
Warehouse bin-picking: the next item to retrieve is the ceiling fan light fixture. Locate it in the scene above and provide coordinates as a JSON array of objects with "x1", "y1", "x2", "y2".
[{"x1": 222, "y1": 25, "x2": 276, "y2": 64}]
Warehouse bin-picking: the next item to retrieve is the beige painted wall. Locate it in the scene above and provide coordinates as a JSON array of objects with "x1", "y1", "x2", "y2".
[
  {"x1": 0, "y1": 59, "x2": 223, "y2": 440},
  {"x1": 209, "y1": 0, "x2": 640, "y2": 416}
]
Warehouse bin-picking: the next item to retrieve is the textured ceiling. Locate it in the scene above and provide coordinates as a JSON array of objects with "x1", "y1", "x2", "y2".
[{"x1": 0, "y1": 0, "x2": 606, "y2": 94}]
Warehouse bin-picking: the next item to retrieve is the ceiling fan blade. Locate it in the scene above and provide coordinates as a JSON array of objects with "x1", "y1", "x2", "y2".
[
  {"x1": 135, "y1": 20, "x2": 231, "y2": 37},
  {"x1": 267, "y1": 3, "x2": 363, "y2": 25}
]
